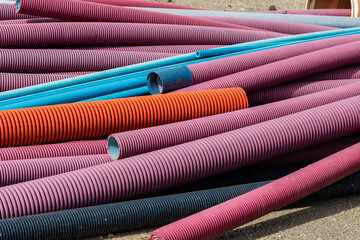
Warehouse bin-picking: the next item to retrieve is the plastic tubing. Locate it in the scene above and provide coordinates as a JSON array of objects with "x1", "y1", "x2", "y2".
[
  {"x1": 0, "y1": 88, "x2": 248, "y2": 147},
  {"x1": 0, "y1": 49, "x2": 176, "y2": 73},
  {"x1": 0, "y1": 22, "x2": 280, "y2": 48},
  {"x1": 0, "y1": 154, "x2": 113, "y2": 186},
  {"x1": 258, "y1": 9, "x2": 352, "y2": 16},
  {"x1": 247, "y1": 79, "x2": 360, "y2": 106},
  {"x1": 0, "y1": 18, "x2": 63, "y2": 24},
  {"x1": 0, "y1": 96, "x2": 358, "y2": 219},
  {"x1": 15, "y1": 0, "x2": 263, "y2": 31},
  {"x1": 148, "y1": 33, "x2": 360, "y2": 93},
  {"x1": 81, "y1": 86, "x2": 149, "y2": 102},
  {"x1": 131, "y1": 7, "x2": 360, "y2": 28},
  {"x1": 302, "y1": 63, "x2": 360, "y2": 81},
  {"x1": 0, "y1": 28, "x2": 357, "y2": 102},
  {"x1": 0, "y1": 139, "x2": 107, "y2": 161},
  {"x1": 149, "y1": 143, "x2": 360, "y2": 240},
  {"x1": 0, "y1": 3, "x2": 38, "y2": 20},
  {"x1": 108, "y1": 82, "x2": 360, "y2": 160},
  {"x1": 177, "y1": 40, "x2": 360, "y2": 93},
  {"x1": 199, "y1": 16, "x2": 338, "y2": 34}
]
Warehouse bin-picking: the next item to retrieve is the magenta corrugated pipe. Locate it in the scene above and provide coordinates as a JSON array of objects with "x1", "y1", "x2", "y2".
[
  {"x1": 0, "y1": 3, "x2": 38, "y2": 20},
  {"x1": 247, "y1": 79, "x2": 360, "y2": 106},
  {"x1": 80, "y1": 0, "x2": 202, "y2": 10},
  {"x1": 0, "y1": 154, "x2": 112, "y2": 187},
  {"x1": 0, "y1": 22, "x2": 283, "y2": 48},
  {"x1": 178, "y1": 40, "x2": 360, "y2": 93},
  {"x1": 108, "y1": 82, "x2": 360, "y2": 160},
  {"x1": 149, "y1": 143, "x2": 360, "y2": 240},
  {"x1": 259, "y1": 9, "x2": 352, "y2": 16},
  {"x1": 0, "y1": 139, "x2": 107, "y2": 161},
  {"x1": 80, "y1": 45, "x2": 224, "y2": 54},
  {"x1": 0, "y1": 96, "x2": 359, "y2": 219},
  {"x1": 0, "y1": 72, "x2": 92, "y2": 91},
  {"x1": 199, "y1": 16, "x2": 338, "y2": 34},
  {"x1": 15, "y1": 0, "x2": 264, "y2": 31},
  {"x1": 0, "y1": 49, "x2": 175, "y2": 73},
  {"x1": 0, "y1": 18, "x2": 63, "y2": 24},
  {"x1": 302, "y1": 64, "x2": 360, "y2": 81},
  {"x1": 185, "y1": 34, "x2": 360, "y2": 85}
]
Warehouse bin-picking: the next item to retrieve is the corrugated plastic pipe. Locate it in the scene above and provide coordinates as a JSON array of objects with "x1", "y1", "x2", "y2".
[
  {"x1": 302, "y1": 63, "x2": 360, "y2": 81},
  {"x1": 81, "y1": 86, "x2": 149, "y2": 102},
  {"x1": 0, "y1": 17, "x2": 62, "y2": 24},
  {"x1": 109, "y1": 81, "x2": 360, "y2": 160},
  {"x1": 247, "y1": 79, "x2": 360, "y2": 106},
  {"x1": 147, "y1": 34, "x2": 360, "y2": 93},
  {"x1": 0, "y1": 154, "x2": 113, "y2": 186},
  {"x1": 176, "y1": 40, "x2": 360, "y2": 93},
  {"x1": 132, "y1": 7, "x2": 360, "y2": 28},
  {"x1": 0, "y1": 139, "x2": 107, "y2": 161},
  {"x1": 0, "y1": 49, "x2": 176, "y2": 73},
  {"x1": 15, "y1": 0, "x2": 262, "y2": 31},
  {"x1": 0, "y1": 88, "x2": 248, "y2": 147},
  {"x1": 0, "y1": 28, "x2": 357, "y2": 102},
  {"x1": 199, "y1": 16, "x2": 338, "y2": 34},
  {"x1": 0, "y1": 96, "x2": 358, "y2": 219},
  {"x1": 0, "y1": 22, "x2": 280, "y2": 48},
  {"x1": 149, "y1": 143, "x2": 360, "y2": 240},
  {"x1": 258, "y1": 9, "x2": 352, "y2": 16},
  {"x1": 0, "y1": 3, "x2": 38, "y2": 20},
  {"x1": 0, "y1": 72, "x2": 91, "y2": 92}
]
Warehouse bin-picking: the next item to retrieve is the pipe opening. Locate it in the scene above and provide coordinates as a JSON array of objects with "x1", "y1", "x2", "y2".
[
  {"x1": 15, "y1": 0, "x2": 21, "y2": 11},
  {"x1": 147, "y1": 72, "x2": 163, "y2": 95},
  {"x1": 108, "y1": 136, "x2": 120, "y2": 160}
]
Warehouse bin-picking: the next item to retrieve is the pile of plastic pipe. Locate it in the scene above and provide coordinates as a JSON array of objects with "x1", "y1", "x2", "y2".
[{"x1": 0, "y1": 1, "x2": 358, "y2": 240}]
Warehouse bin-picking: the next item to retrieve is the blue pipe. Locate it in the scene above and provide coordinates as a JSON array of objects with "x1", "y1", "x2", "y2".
[
  {"x1": 0, "y1": 28, "x2": 359, "y2": 103},
  {"x1": 81, "y1": 86, "x2": 149, "y2": 102}
]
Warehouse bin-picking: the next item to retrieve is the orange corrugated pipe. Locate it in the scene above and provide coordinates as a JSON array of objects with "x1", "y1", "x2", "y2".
[{"x1": 0, "y1": 88, "x2": 248, "y2": 147}]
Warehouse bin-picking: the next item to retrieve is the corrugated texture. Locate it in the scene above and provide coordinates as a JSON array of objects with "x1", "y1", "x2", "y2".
[
  {"x1": 248, "y1": 79, "x2": 360, "y2": 105},
  {"x1": 302, "y1": 64, "x2": 360, "y2": 80},
  {"x1": 108, "y1": 83, "x2": 360, "y2": 160},
  {"x1": 179, "y1": 40, "x2": 360, "y2": 92},
  {"x1": 258, "y1": 9, "x2": 352, "y2": 16},
  {"x1": 0, "y1": 3, "x2": 38, "y2": 20},
  {"x1": 0, "y1": 96, "x2": 358, "y2": 219},
  {"x1": 0, "y1": 139, "x2": 107, "y2": 161},
  {"x1": 150, "y1": 143, "x2": 360, "y2": 240},
  {"x1": 0, "y1": 88, "x2": 248, "y2": 147},
  {"x1": 0, "y1": 22, "x2": 283, "y2": 48}
]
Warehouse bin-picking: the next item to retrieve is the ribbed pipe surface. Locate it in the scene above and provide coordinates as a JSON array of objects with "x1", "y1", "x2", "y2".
[
  {"x1": 0, "y1": 49, "x2": 175, "y2": 73},
  {"x1": 0, "y1": 17, "x2": 62, "y2": 24},
  {"x1": 179, "y1": 40, "x2": 360, "y2": 93},
  {"x1": 186, "y1": 34, "x2": 360, "y2": 85},
  {"x1": 0, "y1": 3, "x2": 38, "y2": 20},
  {"x1": 0, "y1": 96, "x2": 358, "y2": 219},
  {"x1": 108, "y1": 82, "x2": 360, "y2": 159},
  {"x1": 0, "y1": 22, "x2": 283, "y2": 48},
  {"x1": 259, "y1": 9, "x2": 352, "y2": 16},
  {"x1": 0, "y1": 72, "x2": 91, "y2": 91},
  {"x1": 0, "y1": 139, "x2": 107, "y2": 161},
  {"x1": 0, "y1": 88, "x2": 248, "y2": 147},
  {"x1": 149, "y1": 143, "x2": 360, "y2": 240},
  {"x1": 302, "y1": 64, "x2": 360, "y2": 81},
  {"x1": 199, "y1": 16, "x2": 338, "y2": 34},
  {"x1": 15, "y1": 0, "x2": 264, "y2": 31},
  {"x1": 248, "y1": 79, "x2": 360, "y2": 106}
]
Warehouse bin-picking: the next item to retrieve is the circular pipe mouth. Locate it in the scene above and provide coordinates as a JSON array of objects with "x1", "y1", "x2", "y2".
[
  {"x1": 108, "y1": 136, "x2": 120, "y2": 160},
  {"x1": 147, "y1": 72, "x2": 164, "y2": 95},
  {"x1": 15, "y1": 0, "x2": 21, "y2": 12}
]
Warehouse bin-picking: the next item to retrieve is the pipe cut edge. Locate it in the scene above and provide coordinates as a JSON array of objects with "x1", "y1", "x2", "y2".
[
  {"x1": 15, "y1": 0, "x2": 21, "y2": 12},
  {"x1": 108, "y1": 136, "x2": 120, "y2": 160}
]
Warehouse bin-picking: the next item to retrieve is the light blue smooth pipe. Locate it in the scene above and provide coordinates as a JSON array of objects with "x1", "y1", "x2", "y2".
[
  {"x1": 81, "y1": 86, "x2": 149, "y2": 102},
  {"x1": 0, "y1": 28, "x2": 358, "y2": 102},
  {"x1": 132, "y1": 7, "x2": 360, "y2": 28},
  {"x1": 1, "y1": 30, "x2": 360, "y2": 109}
]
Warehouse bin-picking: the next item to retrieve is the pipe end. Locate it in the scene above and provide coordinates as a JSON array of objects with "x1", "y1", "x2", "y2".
[
  {"x1": 108, "y1": 136, "x2": 120, "y2": 160},
  {"x1": 15, "y1": 0, "x2": 21, "y2": 12}
]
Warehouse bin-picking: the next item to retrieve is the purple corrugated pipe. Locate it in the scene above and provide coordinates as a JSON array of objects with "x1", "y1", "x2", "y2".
[
  {"x1": 177, "y1": 40, "x2": 360, "y2": 93},
  {"x1": 0, "y1": 154, "x2": 112, "y2": 187},
  {"x1": 0, "y1": 72, "x2": 92, "y2": 91},
  {"x1": 0, "y1": 139, "x2": 107, "y2": 161},
  {"x1": 183, "y1": 34, "x2": 360, "y2": 85},
  {"x1": 0, "y1": 18, "x2": 63, "y2": 24},
  {"x1": 0, "y1": 22, "x2": 283, "y2": 48},
  {"x1": 149, "y1": 143, "x2": 360, "y2": 240},
  {"x1": 0, "y1": 3, "x2": 38, "y2": 20},
  {"x1": 0, "y1": 49, "x2": 175, "y2": 73},
  {"x1": 108, "y1": 82, "x2": 360, "y2": 160},
  {"x1": 247, "y1": 79, "x2": 360, "y2": 106},
  {"x1": 302, "y1": 64, "x2": 360, "y2": 81},
  {"x1": 0, "y1": 95, "x2": 359, "y2": 219},
  {"x1": 258, "y1": 9, "x2": 352, "y2": 16},
  {"x1": 198, "y1": 16, "x2": 338, "y2": 34}
]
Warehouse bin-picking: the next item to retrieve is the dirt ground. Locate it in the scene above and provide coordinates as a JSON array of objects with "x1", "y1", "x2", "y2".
[{"x1": 87, "y1": 1, "x2": 360, "y2": 239}]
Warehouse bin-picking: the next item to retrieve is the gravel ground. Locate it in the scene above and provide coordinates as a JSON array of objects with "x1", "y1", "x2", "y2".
[{"x1": 87, "y1": 1, "x2": 360, "y2": 239}]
